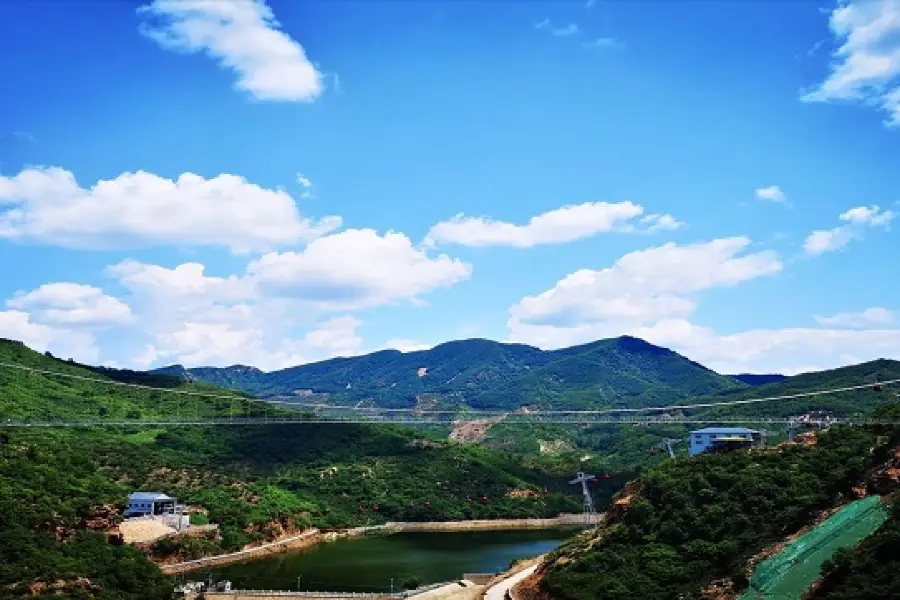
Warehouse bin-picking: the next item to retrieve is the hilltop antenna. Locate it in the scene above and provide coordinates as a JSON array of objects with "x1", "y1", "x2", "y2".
[{"x1": 569, "y1": 472, "x2": 597, "y2": 517}]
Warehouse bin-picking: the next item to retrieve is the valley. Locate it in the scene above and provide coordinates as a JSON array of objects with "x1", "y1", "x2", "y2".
[{"x1": 2, "y1": 336, "x2": 900, "y2": 599}]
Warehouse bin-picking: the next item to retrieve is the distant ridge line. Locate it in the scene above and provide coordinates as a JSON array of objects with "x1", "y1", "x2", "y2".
[{"x1": 2, "y1": 360, "x2": 895, "y2": 416}]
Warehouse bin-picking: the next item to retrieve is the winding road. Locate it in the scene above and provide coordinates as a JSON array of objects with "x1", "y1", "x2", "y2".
[{"x1": 484, "y1": 565, "x2": 538, "y2": 600}]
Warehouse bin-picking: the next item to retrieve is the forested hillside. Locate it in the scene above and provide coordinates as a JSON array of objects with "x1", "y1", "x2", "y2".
[
  {"x1": 0, "y1": 339, "x2": 594, "y2": 599},
  {"x1": 478, "y1": 358, "x2": 900, "y2": 466},
  {"x1": 527, "y1": 425, "x2": 900, "y2": 600},
  {"x1": 154, "y1": 336, "x2": 747, "y2": 410}
]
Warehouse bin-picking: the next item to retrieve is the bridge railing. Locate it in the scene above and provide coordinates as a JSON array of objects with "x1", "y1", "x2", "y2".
[
  {"x1": 4, "y1": 415, "x2": 900, "y2": 427},
  {"x1": 211, "y1": 585, "x2": 451, "y2": 598}
]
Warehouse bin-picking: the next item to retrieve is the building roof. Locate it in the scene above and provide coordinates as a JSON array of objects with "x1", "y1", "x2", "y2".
[
  {"x1": 128, "y1": 492, "x2": 174, "y2": 501},
  {"x1": 690, "y1": 427, "x2": 758, "y2": 435}
]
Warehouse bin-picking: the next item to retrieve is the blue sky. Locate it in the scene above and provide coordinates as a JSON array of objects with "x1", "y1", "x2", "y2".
[{"x1": 0, "y1": 0, "x2": 898, "y2": 375}]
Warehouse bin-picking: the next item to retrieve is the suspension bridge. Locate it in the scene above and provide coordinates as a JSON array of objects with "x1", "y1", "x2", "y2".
[{"x1": 1, "y1": 361, "x2": 899, "y2": 428}]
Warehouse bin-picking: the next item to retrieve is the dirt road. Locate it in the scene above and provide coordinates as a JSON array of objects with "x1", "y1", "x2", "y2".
[{"x1": 484, "y1": 565, "x2": 537, "y2": 600}]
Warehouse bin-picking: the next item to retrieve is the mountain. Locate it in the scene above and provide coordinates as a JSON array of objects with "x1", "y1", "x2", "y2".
[
  {"x1": 705, "y1": 358, "x2": 900, "y2": 420},
  {"x1": 521, "y1": 424, "x2": 900, "y2": 600},
  {"x1": 0, "y1": 338, "x2": 592, "y2": 598},
  {"x1": 152, "y1": 336, "x2": 748, "y2": 410},
  {"x1": 728, "y1": 373, "x2": 788, "y2": 386}
]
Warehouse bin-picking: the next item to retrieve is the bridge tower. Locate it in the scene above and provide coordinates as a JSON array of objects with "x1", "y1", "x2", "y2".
[
  {"x1": 661, "y1": 437, "x2": 682, "y2": 458},
  {"x1": 569, "y1": 472, "x2": 596, "y2": 516}
]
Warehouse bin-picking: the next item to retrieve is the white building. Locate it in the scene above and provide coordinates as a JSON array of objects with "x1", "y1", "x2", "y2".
[
  {"x1": 688, "y1": 427, "x2": 759, "y2": 455},
  {"x1": 125, "y1": 492, "x2": 177, "y2": 517}
]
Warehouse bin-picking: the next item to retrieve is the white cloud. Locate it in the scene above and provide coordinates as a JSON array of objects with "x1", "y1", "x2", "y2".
[
  {"x1": 633, "y1": 320, "x2": 900, "y2": 375},
  {"x1": 755, "y1": 185, "x2": 787, "y2": 203},
  {"x1": 383, "y1": 338, "x2": 433, "y2": 353},
  {"x1": 133, "y1": 344, "x2": 160, "y2": 368},
  {"x1": 7, "y1": 283, "x2": 132, "y2": 328},
  {"x1": 582, "y1": 38, "x2": 621, "y2": 50},
  {"x1": 639, "y1": 213, "x2": 684, "y2": 233},
  {"x1": 0, "y1": 310, "x2": 100, "y2": 363},
  {"x1": 149, "y1": 313, "x2": 364, "y2": 370},
  {"x1": 0, "y1": 166, "x2": 340, "y2": 253},
  {"x1": 424, "y1": 202, "x2": 680, "y2": 248},
  {"x1": 507, "y1": 237, "x2": 900, "y2": 374},
  {"x1": 248, "y1": 229, "x2": 472, "y2": 309},
  {"x1": 78, "y1": 228, "x2": 470, "y2": 369},
  {"x1": 296, "y1": 173, "x2": 313, "y2": 198},
  {"x1": 803, "y1": 204, "x2": 894, "y2": 255},
  {"x1": 510, "y1": 316, "x2": 900, "y2": 375},
  {"x1": 802, "y1": 0, "x2": 900, "y2": 126},
  {"x1": 510, "y1": 237, "x2": 781, "y2": 327},
  {"x1": 535, "y1": 19, "x2": 580, "y2": 37},
  {"x1": 108, "y1": 260, "x2": 253, "y2": 304},
  {"x1": 840, "y1": 204, "x2": 896, "y2": 226},
  {"x1": 138, "y1": 0, "x2": 323, "y2": 102},
  {"x1": 814, "y1": 307, "x2": 897, "y2": 328}
]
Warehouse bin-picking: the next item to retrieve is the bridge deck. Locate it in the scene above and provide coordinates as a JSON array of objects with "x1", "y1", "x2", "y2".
[{"x1": 2, "y1": 416, "x2": 899, "y2": 427}]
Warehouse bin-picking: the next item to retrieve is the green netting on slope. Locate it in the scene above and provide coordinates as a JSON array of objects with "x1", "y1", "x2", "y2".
[{"x1": 737, "y1": 495, "x2": 890, "y2": 600}]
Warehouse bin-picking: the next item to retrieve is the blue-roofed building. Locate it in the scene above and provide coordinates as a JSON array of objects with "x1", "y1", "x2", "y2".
[
  {"x1": 125, "y1": 492, "x2": 176, "y2": 517},
  {"x1": 689, "y1": 427, "x2": 759, "y2": 455}
]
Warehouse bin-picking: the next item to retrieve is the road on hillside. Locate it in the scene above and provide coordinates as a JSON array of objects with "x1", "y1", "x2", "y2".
[{"x1": 485, "y1": 565, "x2": 538, "y2": 600}]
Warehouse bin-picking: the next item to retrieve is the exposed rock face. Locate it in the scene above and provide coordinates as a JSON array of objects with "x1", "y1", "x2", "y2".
[
  {"x1": 606, "y1": 481, "x2": 641, "y2": 523},
  {"x1": 449, "y1": 418, "x2": 503, "y2": 443},
  {"x1": 506, "y1": 488, "x2": 538, "y2": 499},
  {"x1": 82, "y1": 503, "x2": 121, "y2": 531},
  {"x1": 865, "y1": 446, "x2": 900, "y2": 495},
  {"x1": 244, "y1": 516, "x2": 308, "y2": 546},
  {"x1": 29, "y1": 577, "x2": 99, "y2": 596}
]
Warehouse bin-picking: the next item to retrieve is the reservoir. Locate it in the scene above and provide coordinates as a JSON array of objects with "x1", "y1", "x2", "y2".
[{"x1": 201, "y1": 529, "x2": 572, "y2": 592}]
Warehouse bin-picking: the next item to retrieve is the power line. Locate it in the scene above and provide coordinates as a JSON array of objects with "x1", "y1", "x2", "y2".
[
  {"x1": 1, "y1": 360, "x2": 897, "y2": 419},
  {"x1": 0, "y1": 361, "x2": 250, "y2": 402},
  {"x1": 283, "y1": 379, "x2": 900, "y2": 415}
]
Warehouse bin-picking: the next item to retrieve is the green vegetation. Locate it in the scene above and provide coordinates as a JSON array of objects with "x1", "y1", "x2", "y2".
[
  {"x1": 154, "y1": 336, "x2": 748, "y2": 410},
  {"x1": 4, "y1": 335, "x2": 900, "y2": 599},
  {"x1": 538, "y1": 426, "x2": 899, "y2": 600},
  {"x1": 0, "y1": 339, "x2": 589, "y2": 597},
  {"x1": 705, "y1": 359, "x2": 900, "y2": 420}
]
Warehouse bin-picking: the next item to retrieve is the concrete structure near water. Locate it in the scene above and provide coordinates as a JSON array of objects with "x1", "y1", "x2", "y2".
[{"x1": 688, "y1": 427, "x2": 759, "y2": 455}]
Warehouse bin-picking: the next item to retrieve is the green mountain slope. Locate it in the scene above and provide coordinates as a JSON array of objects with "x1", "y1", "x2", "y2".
[
  {"x1": 153, "y1": 336, "x2": 748, "y2": 410},
  {"x1": 530, "y1": 424, "x2": 900, "y2": 600},
  {"x1": 0, "y1": 338, "x2": 594, "y2": 599},
  {"x1": 479, "y1": 358, "x2": 900, "y2": 473},
  {"x1": 703, "y1": 358, "x2": 900, "y2": 420}
]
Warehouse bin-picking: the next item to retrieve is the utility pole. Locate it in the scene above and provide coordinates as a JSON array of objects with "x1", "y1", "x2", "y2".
[
  {"x1": 661, "y1": 438, "x2": 681, "y2": 458},
  {"x1": 569, "y1": 472, "x2": 596, "y2": 518}
]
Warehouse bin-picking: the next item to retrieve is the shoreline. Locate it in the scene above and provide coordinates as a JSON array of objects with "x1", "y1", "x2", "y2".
[{"x1": 160, "y1": 513, "x2": 601, "y2": 575}]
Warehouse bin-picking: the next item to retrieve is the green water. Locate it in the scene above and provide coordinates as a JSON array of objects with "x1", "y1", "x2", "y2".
[{"x1": 199, "y1": 529, "x2": 572, "y2": 592}]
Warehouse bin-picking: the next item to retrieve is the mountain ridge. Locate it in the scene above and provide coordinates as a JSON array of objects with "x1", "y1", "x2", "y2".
[{"x1": 151, "y1": 335, "x2": 749, "y2": 410}]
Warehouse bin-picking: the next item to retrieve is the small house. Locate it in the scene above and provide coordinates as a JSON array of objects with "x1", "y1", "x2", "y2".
[
  {"x1": 125, "y1": 492, "x2": 177, "y2": 517},
  {"x1": 689, "y1": 427, "x2": 759, "y2": 455}
]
